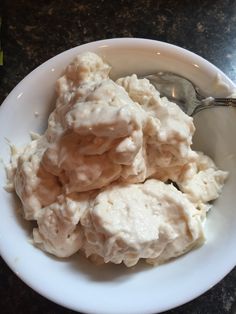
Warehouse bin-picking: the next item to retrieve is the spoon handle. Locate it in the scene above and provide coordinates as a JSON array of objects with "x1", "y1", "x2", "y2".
[
  {"x1": 192, "y1": 98, "x2": 236, "y2": 116},
  {"x1": 213, "y1": 98, "x2": 236, "y2": 106}
]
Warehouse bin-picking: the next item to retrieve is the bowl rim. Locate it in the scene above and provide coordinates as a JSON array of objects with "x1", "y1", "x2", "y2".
[{"x1": 1, "y1": 37, "x2": 235, "y2": 111}]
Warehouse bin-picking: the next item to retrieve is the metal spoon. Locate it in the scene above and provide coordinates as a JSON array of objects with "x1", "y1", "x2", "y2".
[{"x1": 145, "y1": 72, "x2": 236, "y2": 116}]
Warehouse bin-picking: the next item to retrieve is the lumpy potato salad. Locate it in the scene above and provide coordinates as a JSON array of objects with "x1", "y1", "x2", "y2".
[{"x1": 6, "y1": 52, "x2": 228, "y2": 267}]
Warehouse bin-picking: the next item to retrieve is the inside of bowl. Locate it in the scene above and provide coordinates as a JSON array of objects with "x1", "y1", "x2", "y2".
[
  {"x1": 193, "y1": 106, "x2": 236, "y2": 251},
  {"x1": 92, "y1": 40, "x2": 235, "y2": 97}
]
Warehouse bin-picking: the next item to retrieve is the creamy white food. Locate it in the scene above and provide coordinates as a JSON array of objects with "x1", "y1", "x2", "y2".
[
  {"x1": 7, "y1": 52, "x2": 228, "y2": 267},
  {"x1": 81, "y1": 179, "x2": 204, "y2": 267}
]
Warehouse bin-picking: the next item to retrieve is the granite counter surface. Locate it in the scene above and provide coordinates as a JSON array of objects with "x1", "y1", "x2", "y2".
[{"x1": 0, "y1": 1, "x2": 235, "y2": 313}]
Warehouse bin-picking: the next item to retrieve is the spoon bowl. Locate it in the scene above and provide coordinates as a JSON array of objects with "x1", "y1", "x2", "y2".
[{"x1": 145, "y1": 72, "x2": 236, "y2": 115}]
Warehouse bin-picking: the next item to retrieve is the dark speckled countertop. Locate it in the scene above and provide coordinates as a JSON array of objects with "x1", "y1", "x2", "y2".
[{"x1": 0, "y1": 1, "x2": 235, "y2": 313}]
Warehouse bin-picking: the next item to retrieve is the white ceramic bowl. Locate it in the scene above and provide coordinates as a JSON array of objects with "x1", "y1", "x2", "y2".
[{"x1": 0, "y1": 38, "x2": 236, "y2": 314}]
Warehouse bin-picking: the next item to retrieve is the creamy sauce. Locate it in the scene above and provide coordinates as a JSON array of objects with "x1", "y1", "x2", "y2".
[{"x1": 8, "y1": 52, "x2": 228, "y2": 267}]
